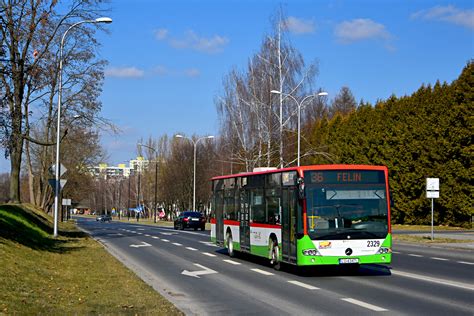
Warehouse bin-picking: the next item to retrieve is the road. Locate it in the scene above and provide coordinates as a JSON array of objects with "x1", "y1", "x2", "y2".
[{"x1": 77, "y1": 217, "x2": 474, "y2": 315}]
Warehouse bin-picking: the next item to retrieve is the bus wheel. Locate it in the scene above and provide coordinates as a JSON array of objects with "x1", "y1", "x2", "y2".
[
  {"x1": 270, "y1": 239, "x2": 279, "y2": 268},
  {"x1": 227, "y1": 234, "x2": 234, "y2": 257}
]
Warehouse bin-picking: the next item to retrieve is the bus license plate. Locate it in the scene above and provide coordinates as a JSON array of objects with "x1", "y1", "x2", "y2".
[{"x1": 339, "y1": 258, "x2": 359, "y2": 264}]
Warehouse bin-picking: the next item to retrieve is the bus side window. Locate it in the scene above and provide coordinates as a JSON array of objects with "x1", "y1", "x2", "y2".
[{"x1": 251, "y1": 189, "x2": 265, "y2": 223}]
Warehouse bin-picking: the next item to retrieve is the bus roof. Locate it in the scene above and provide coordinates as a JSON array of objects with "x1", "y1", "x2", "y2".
[{"x1": 210, "y1": 164, "x2": 388, "y2": 181}]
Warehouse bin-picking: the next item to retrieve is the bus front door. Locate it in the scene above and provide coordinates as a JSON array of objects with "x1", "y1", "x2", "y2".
[
  {"x1": 239, "y1": 190, "x2": 250, "y2": 252},
  {"x1": 282, "y1": 188, "x2": 297, "y2": 263}
]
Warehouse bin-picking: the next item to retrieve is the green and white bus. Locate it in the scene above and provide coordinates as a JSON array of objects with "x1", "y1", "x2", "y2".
[{"x1": 210, "y1": 165, "x2": 392, "y2": 269}]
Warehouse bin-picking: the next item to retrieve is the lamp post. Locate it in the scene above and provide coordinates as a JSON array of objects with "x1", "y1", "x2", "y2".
[
  {"x1": 53, "y1": 17, "x2": 112, "y2": 237},
  {"x1": 271, "y1": 90, "x2": 328, "y2": 167},
  {"x1": 138, "y1": 143, "x2": 159, "y2": 223},
  {"x1": 175, "y1": 134, "x2": 214, "y2": 211}
]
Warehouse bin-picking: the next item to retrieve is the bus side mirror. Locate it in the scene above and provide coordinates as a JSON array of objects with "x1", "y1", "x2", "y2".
[{"x1": 297, "y1": 178, "x2": 305, "y2": 200}]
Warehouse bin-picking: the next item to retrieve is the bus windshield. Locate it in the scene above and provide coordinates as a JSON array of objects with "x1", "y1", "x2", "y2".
[{"x1": 304, "y1": 170, "x2": 389, "y2": 240}]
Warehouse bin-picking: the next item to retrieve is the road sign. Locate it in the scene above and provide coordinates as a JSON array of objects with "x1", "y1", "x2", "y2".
[
  {"x1": 48, "y1": 179, "x2": 67, "y2": 191},
  {"x1": 426, "y1": 191, "x2": 439, "y2": 199},
  {"x1": 49, "y1": 163, "x2": 68, "y2": 177},
  {"x1": 426, "y1": 178, "x2": 439, "y2": 191},
  {"x1": 62, "y1": 198, "x2": 71, "y2": 206}
]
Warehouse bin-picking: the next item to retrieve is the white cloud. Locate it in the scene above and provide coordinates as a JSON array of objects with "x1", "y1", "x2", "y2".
[
  {"x1": 411, "y1": 5, "x2": 474, "y2": 29},
  {"x1": 185, "y1": 68, "x2": 200, "y2": 77},
  {"x1": 160, "y1": 30, "x2": 229, "y2": 54},
  {"x1": 153, "y1": 65, "x2": 169, "y2": 76},
  {"x1": 154, "y1": 28, "x2": 169, "y2": 40},
  {"x1": 284, "y1": 16, "x2": 315, "y2": 34},
  {"x1": 105, "y1": 67, "x2": 144, "y2": 78},
  {"x1": 335, "y1": 18, "x2": 391, "y2": 43}
]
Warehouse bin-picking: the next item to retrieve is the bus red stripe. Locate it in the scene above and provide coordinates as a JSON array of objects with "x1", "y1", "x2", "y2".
[
  {"x1": 223, "y1": 220, "x2": 240, "y2": 226},
  {"x1": 250, "y1": 222, "x2": 281, "y2": 229}
]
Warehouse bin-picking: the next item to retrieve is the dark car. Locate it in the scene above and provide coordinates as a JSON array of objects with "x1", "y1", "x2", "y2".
[
  {"x1": 174, "y1": 211, "x2": 206, "y2": 231},
  {"x1": 96, "y1": 214, "x2": 112, "y2": 222}
]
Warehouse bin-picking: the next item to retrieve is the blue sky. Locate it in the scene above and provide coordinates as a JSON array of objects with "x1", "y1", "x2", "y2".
[{"x1": 1, "y1": 0, "x2": 473, "y2": 172}]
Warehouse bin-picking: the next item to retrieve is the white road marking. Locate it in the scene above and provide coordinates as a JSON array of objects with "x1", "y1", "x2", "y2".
[
  {"x1": 181, "y1": 264, "x2": 218, "y2": 278},
  {"x1": 391, "y1": 270, "x2": 474, "y2": 291},
  {"x1": 152, "y1": 236, "x2": 159, "y2": 239},
  {"x1": 160, "y1": 232, "x2": 177, "y2": 236},
  {"x1": 287, "y1": 280, "x2": 319, "y2": 290},
  {"x1": 172, "y1": 243, "x2": 183, "y2": 246},
  {"x1": 251, "y1": 268, "x2": 274, "y2": 276},
  {"x1": 129, "y1": 242, "x2": 152, "y2": 248},
  {"x1": 202, "y1": 252, "x2": 216, "y2": 257},
  {"x1": 457, "y1": 261, "x2": 474, "y2": 265},
  {"x1": 223, "y1": 259, "x2": 241, "y2": 265},
  {"x1": 144, "y1": 234, "x2": 151, "y2": 237},
  {"x1": 199, "y1": 241, "x2": 219, "y2": 247},
  {"x1": 186, "y1": 247, "x2": 198, "y2": 251},
  {"x1": 392, "y1": 251, "x2": 401, "y2": 254},
  {"x1": 341, "y1": 298, "x2": 388, "y2": 312},
  {"x1": 107, "y1": 233, "x2": 123, "y2": 236},
  {"x1": 137, "y1": 228, "x2": 145, "y2": 231},
  {"x1": 137, "y1": 233, "x2": 143, "y2": 235},
  {"x1": 162, "y1": 239, "x2": 170, "y2": 242},
  {"x1": 408, "y1": 253, "x2": 423, "y2": 257},
  {"x1": 431, "y1": 257, "x2": 449, "y2": 261}
]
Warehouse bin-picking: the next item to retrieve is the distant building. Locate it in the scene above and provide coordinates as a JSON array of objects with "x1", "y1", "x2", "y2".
[{"x1": 88, "y1": 157, "x2": 149, "y2": 179}]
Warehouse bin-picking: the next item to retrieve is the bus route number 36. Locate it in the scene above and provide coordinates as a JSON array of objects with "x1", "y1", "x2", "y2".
[{"x1": 367, "y1": 240, "x2": 380, "y2": 247}]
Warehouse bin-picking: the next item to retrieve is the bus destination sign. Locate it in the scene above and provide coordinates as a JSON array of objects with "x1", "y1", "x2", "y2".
[{"x1": 307, "y1": 170, "x2": 383, "y2": 185}]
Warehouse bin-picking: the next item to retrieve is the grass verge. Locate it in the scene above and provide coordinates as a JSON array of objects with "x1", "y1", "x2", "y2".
[
  {"x1": 392, "y1": 234, "x2": 471, "y2": 244},
  {"x1": 0, "y1": 204, "x2": 182, "y2": 315}
]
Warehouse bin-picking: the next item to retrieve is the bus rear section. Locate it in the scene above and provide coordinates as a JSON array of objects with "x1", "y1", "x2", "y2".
[{"x1": 211, "y1": 165, "x2": 392, "y2": 268}]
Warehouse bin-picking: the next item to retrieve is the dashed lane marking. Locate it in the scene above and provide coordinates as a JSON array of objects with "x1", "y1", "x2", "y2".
[
  {"x1": 152, "y1": 236, "x2": 159, "y2": 239},
  {"x1": 223, "y1": 259, "x2": 241, "y2": 265},
  {"x1": 202, "y1": 252, "x2": 216, "y2": 257},
  {"x1": 172, "y1": 243, "x2": 183, "y2": 246},
  {"x1": 186, "y1": 247, "x2": 198, "y2": 251},
  {"x1": 408, "y1": 254, "x2": 423, "y2": 257},
  {"x1": 145, "y1": 234, "x2": 151, "y2": 237},
  {"x1": 287, "y1": 280, "x2": 319, "y2": 290},
  {"x1": 162, "y1": 239, "x2": 170, "y2": 242},
  {"x1": 251, "y1": 268, "x2": 274, "y2": 276},
  {"x1": 341, "y1": 298, "x2": 388, "y2": 312},
  {"x1": 431, "y1": 257, "x2": 449, "y2": 261},
  {"x1": 457, "y1": 261, "x2": 474, "y2": 265}
]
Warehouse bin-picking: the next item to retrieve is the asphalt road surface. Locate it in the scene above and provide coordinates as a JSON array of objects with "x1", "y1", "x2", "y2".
[{"x1": 77, "y1": 218, "x2": 474, "y2": 315}]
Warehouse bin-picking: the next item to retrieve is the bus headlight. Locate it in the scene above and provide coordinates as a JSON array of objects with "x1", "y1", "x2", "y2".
[
  {"x1": 376, "y1": 247, "x2": 391, "y2": 254},
  {"x1": 303, "y1": 249, "x2": 321, "y2": 256}
]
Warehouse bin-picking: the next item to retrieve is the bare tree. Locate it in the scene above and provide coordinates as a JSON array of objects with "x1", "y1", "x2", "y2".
[
  {"x1": 216, "y1": 8, "x2": 319, "y2": 170},
  {"x1": 0, "y1": 0, "x2": 109, "y2": 203}
]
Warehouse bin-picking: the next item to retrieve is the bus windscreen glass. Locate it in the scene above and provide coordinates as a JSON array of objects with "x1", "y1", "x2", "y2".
[{"x1": 304, "y1": 170, "x2": 389, "y2": 240}]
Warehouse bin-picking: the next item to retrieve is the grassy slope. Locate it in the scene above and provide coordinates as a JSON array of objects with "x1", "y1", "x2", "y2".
[{"x1": 0, "y1": 204, "x2": 182, "y2": 315}]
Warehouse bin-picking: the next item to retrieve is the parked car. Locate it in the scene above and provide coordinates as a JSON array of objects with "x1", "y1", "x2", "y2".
[
  {"x1": 174, "y1": 211, "x2": 206, "y2": 231},
  {"x1": 96, "y1": 214, "x2": 112, "y2": 222}
]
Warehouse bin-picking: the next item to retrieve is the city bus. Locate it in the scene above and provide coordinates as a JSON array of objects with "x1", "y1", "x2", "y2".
[{"x1": 210, "y1": 165, "x2": 392, "y2": 269}]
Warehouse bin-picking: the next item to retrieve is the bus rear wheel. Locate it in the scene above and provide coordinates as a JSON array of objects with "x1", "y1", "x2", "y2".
[{"x1": 226, "y1": 234, "x2": 234, "y2": 257}]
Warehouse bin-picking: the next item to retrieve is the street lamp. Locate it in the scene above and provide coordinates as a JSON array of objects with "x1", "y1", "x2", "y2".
[
  {"x1": 53, "y1": 17, "x2": 112, "y2": 237},
  {"x1": 175, "y1": 134, "x2": 214, "y2": 211},
  {"x1": 138, "y1": 143, "x2": 159, "y2": 223},
  {"x1": 271, "y1": 90, "x2": 328, "y2": 167}
]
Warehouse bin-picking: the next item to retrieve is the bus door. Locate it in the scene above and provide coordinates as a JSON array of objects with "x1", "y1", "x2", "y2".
[
  {"x1": 282, "y1": 188, "x2": 297, "y2": 263},
  {"x1": 239, "y1": 189, "x2": 250, "y2": 252},
  {"x1": 216, "y1": 190, "x2": 224, "y2": 245}
]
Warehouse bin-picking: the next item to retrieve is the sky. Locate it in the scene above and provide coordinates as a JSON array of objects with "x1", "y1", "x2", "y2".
[{"x1": 1, "y1": 0, "x2": 473, "y2": 172}]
